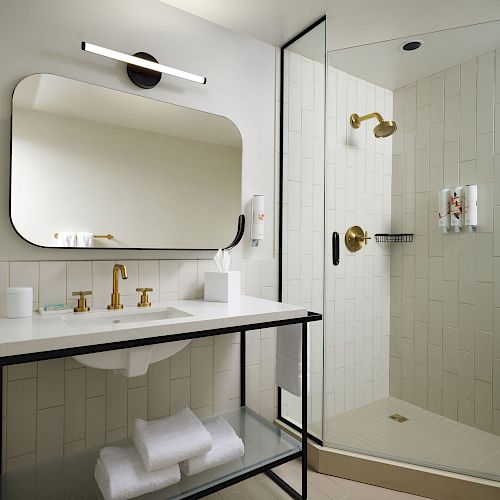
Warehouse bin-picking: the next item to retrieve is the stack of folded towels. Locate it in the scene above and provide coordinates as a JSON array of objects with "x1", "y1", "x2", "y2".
[{"x1": 95, "y1": 407, "x2": 244, "y2": 500}]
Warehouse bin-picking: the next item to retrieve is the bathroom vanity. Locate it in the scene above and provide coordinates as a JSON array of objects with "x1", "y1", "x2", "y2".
[{"x1": 0, "y1": 296, "x2": 321, "y2": 500}]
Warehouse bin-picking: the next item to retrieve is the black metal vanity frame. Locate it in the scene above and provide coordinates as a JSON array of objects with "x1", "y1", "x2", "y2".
[{"x1": 0, "y1": 311, "x2": 321, "y2": 500}]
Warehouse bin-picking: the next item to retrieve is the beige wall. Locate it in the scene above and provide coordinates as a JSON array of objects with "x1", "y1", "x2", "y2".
[
  {"x1": 12, "y1": 109, "x2": 241, "y2": 249},
  {"x1": 390, "y1": 49, "x2": 500, "y2": 435}
]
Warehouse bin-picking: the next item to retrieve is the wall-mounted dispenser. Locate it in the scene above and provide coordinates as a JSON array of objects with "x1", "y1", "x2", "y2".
[
  {"x1": 438, "y1": 188, "x2": 451, "y2": 233},
  {"x1": 438, "y1": 185, "x2": 477, "y2": 233},
  {"x1": 450, "y1": 186, "x2": 464, "y2": 232},
  {"x1": 251, "y1": 195, "x2": 265, "y2": 247},
  {"x1": 464, "y1": 184, "x2": 477, "y2": 232}
]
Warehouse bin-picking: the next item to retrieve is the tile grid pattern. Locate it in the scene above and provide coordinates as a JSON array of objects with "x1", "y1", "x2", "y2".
[
  {"x1": 390, "y1": 49, "x2": 500, "y2": 436},
  {"x1": 280, "y1": 50, "x2": 325, "y2": 428},
  {"x1": 0, "y1": 258, "x2": 278, "y2": 472},
  {"x1": 324, "y1": 65, "x2": 392, "y2": 420}
]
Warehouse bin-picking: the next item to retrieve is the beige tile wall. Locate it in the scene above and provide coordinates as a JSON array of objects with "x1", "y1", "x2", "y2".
[
  {"x1": 391, "y1": 48, "x2": 500, "y2": 436},
  {"x1": 0, "y1": 258, "x2": 278, "y2": 472}
]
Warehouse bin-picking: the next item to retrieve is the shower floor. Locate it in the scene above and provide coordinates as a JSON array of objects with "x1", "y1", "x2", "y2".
[{"x1": 321, "y1": 397, "x2": 500, "y2": 481}]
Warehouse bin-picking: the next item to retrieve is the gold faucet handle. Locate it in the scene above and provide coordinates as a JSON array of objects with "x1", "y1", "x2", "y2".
[
  {"x1": 72, "y1": 290, "x2": 92, "y2": 313},
  {"x1": 136, "y1": 288, "x2": 153, "y2": 308}
]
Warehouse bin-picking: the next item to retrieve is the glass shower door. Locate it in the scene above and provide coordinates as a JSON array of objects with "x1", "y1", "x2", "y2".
[{"x1": 279, "y1": 18, "x2": 326, "y2": 442}]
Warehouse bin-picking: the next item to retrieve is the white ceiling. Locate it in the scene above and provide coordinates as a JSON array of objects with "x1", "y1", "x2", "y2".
[
  {"x1": 157, "y1": 0, "x2": 327, "y2": 47},
  {"x1": 14, "y1": 74, "x2": 242, "y2": 147},
  {"x1": 329, "y1": 19, "x2": 500, "y2": 90},
  {"x1": 157, "y1": 0, "x2": 500, "y2": 51}
]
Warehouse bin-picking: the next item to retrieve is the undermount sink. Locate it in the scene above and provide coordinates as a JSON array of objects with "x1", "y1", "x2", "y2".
[{"x1": 67, "y1": 306, "x2": 193, "y2": 377}]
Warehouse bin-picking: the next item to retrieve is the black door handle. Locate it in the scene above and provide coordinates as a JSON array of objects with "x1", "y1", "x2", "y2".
[{"x1": 332, "y1": 232, "x2": 340, "y2": 266}]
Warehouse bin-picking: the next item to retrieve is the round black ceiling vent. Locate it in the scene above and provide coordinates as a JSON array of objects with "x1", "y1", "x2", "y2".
[{"x1": 400, "y1": 40, "x2": 423, "y2": 52}]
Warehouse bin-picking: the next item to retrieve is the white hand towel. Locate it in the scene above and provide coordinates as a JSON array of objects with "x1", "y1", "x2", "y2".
[
  {"x1": 57, "y1": 232, "x2": 77, "y2": 247},
  {"x1": 180, "y1": 417, "x2": 244, "y2": 476},
  {"x1": 94, "y1": 446, "x2": 180, "y2": 500},
  {"x1": 76, "y1": 232, "x2": 94, "y2": 247},
  {"x1": 133, "y1": 407, "x2": 212, "y2": 472},
  {"x1": 275, "y1": 324, "x2": 310, "y2": 397}
]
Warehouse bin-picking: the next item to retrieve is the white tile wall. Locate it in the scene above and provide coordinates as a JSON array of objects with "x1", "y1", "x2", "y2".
[
  {"x1": 323, "y1": 65, "x2": 392, "y2": 419},
  {"x1": 0, "y1": 258, "x2": 278, "y2": 471},
  {"x1": 281, "y1": 50, "x2": 325, "y2": 431},
  {"x1": 392, "y1": 50, "x2": 500, "y2": 436}
]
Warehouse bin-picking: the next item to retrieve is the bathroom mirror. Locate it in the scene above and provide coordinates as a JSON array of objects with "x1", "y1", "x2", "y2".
[{"x1": 10, "y1": 74, "x2": 242, "y2": 249}]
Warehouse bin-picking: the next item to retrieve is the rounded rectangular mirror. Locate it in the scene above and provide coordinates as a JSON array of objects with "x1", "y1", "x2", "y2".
[{"x1": 11, "y1": 74, "x2": 242, "y2": 249}]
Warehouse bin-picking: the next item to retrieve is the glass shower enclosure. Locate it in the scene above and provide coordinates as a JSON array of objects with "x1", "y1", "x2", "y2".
[{"x1": 280, "y1": 17, "x2": 500, "y2": 484}]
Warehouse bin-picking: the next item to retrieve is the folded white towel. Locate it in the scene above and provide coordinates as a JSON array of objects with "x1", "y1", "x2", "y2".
[
  {"x1": 133, "y1": 407, "x2": 212, "y2": 472},
  {"x1": 275, "y1": 324, "x2": 310, "y2": 397},
  {"x1": 94, "y1": 446, "x2": 180, "y2": 500},
  {"x1": 76, "y1": 232, "x2": 94, "y2": 247},
  {"x1": 180, "y1": 417, "x2": 244, "y2": 476},
  {"x1": 57, "y1": 232, "x2": 77, "y2": 247}
]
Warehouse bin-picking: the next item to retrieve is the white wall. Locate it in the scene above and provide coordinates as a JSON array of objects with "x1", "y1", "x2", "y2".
[
  {"x1": 324, "y1": 66, "x2": 392, "y2": 420},
  {"x1": 12, "y1": 109, "x2": 241, "y2": 249},
  {"x1": 390, "y1": 49, "x2": 500, "y2": 435},
  {"x1": 0, "y1": 0, "x2": 281, "y2": 472},
  {"x1": 0, "y1": 0, "x2": 275, "y2": 260}
]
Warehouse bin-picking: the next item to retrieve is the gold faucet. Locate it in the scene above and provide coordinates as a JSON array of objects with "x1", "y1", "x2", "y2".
[{"x1": 108, "y1": 264, "x2": 128, "y2": 310}]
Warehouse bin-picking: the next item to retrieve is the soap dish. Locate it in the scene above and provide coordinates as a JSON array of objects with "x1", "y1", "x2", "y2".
[{"x1": 38, "y1": 307, "x2": 74, "y2": 316}]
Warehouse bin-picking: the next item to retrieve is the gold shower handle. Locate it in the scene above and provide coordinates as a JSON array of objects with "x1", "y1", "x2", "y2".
[{"x1": 345, "y1": 225, "x2": 370, "y2": 252}]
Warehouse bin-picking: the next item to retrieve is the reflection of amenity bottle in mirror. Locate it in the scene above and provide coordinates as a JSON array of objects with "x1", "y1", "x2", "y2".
[{"x1": 251, "y1": 195, "x2": 265, "y2": 247}]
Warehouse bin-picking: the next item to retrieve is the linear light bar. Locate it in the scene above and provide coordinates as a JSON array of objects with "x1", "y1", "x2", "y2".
[{"x1": 81, "y1": 42, "x2": 206, "y2": 85}]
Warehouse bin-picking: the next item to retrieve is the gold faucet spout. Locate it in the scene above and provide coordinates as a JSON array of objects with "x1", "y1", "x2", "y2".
[{"x1": 108, "y1": 264, "x2": 128, "y2": 310}]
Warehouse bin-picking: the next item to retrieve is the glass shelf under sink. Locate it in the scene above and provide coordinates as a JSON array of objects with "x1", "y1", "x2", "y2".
[{"x1": 1, "y1": 407, "x2": 301, "y2": 500}]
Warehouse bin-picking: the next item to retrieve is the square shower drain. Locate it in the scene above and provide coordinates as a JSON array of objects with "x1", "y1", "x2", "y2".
[{"x1": 389, "y1": 413, "x2": 408, "y2": 423}]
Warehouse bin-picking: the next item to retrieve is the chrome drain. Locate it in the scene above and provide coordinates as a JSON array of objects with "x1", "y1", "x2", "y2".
[{"x1": 389, "y1": 414, "x2": 408, "y2": 423}]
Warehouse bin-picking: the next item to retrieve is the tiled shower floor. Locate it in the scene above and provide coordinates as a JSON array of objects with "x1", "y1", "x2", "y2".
[{"x1": 321, "y1": 397, "x2": 500, "y2": 481}]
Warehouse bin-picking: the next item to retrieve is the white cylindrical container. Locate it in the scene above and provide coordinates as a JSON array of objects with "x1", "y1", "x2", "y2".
[
  {"x1": 450, "y1": 186, "x2": 464, "y2": 232},
  {"x1": 464, "y1": 184, "x2": 478, "y2": 231},
  {"x1": 6, "y1": 287, "x2": 33, "y2": 318},
  {"x1": 438, "y1": 188, "x2": 450, "y2": 233},
  {"x1": 251, "y1": 194, "x2": 265, "y2": 247}
]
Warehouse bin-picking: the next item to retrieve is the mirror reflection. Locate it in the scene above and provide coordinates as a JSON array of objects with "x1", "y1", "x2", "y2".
[{"x1": 11, "y1": 74, "x2": 242, "y2": 249}]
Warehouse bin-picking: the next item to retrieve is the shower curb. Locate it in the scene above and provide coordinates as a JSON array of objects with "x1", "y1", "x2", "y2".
[{"x1": 274, "y1": 419, "x2": 499, "y2": 500}]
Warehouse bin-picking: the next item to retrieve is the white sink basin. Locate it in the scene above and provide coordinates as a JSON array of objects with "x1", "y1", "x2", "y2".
[{"x1": 67, "y1": 306, "x2": 193, "y2": 377}]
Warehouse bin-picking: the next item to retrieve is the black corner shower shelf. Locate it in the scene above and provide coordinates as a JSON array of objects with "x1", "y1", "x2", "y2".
[{"x1": 375, "y1": 233, "x2": 414, "y2": 243}]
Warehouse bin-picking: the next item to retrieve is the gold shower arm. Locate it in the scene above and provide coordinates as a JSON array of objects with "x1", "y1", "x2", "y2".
[{"x1": 350, "y1": 112, "x2": 384, "y2": 129}]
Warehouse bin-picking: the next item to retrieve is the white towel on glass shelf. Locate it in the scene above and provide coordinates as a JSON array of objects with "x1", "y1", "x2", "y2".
[
  {"x1": 180, "y1": 417, "x2": 244, "y2": 476},
  {"x1": 57, "y1": 232, "x2": 77, "y2": 247},
  {"x1": 133, "y1": 407, "x2": 212, "y2": 472},
  {"x1": 94, "y1": 446, "x2": 180, "y2": 500},
  {"x1": 76, "y1": 232, "x2": 94, "y2": 247},
  {"x1": 275, "y1": 323, "x2": 310, "y2": 397}
]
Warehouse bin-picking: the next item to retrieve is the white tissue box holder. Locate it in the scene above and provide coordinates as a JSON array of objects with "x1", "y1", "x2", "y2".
[{"x1": 204, "y1": 271, "x2": 240, "y2": 303}]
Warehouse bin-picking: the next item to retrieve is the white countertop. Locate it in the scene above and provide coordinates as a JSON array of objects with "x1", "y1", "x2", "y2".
[{"x1": 0, "y1": 296, "x2": 308, "y2": 357}]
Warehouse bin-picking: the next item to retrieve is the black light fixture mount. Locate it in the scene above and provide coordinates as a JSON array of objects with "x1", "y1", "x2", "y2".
[{"x1": 126, "y1": 52, "x2": 162, "y2": 89}]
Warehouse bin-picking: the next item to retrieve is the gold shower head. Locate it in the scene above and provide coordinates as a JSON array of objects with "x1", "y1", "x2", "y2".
[{"x1": 350, "y1": 112, "x2": 397, "y2": 138}]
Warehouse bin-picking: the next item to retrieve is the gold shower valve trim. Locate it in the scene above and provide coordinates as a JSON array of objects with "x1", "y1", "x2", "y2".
[
  {"x1": 345, "y1": 225, "x2": 371, "y2": 252},
  {"x1": 349, "y1": 112, "x2": 397, "y2": 138}
]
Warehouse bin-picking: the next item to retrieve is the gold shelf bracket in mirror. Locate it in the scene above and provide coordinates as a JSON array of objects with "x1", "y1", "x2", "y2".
[{"x1": 345, "y1": 225, "x2": 371, "y2": 252}]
